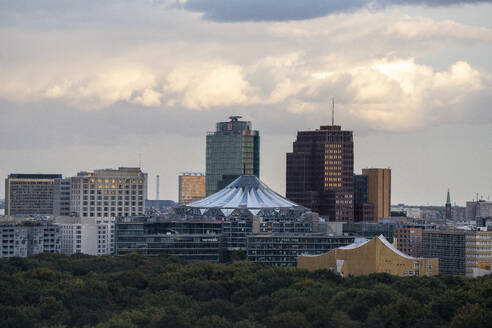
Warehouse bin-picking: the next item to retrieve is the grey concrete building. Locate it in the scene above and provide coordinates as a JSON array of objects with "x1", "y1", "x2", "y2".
[
  {"x1": 423, "y1": 230, "x2": 466, "y2": 275},
  {"x1": 0, "y1": 221, "x2": 60, "y2": 257}
]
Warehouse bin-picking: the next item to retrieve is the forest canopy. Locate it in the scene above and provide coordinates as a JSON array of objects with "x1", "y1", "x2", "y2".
[{"x1": 0, "y1": 254, "x2": 491, "y2": 328}]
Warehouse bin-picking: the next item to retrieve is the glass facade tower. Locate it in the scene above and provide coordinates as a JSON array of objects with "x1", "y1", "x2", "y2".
[{"x1": 206, "y1": 116, "x2": 260, "y2": 196}]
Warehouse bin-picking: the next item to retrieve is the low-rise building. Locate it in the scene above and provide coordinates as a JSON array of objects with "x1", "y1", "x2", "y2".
[
  {"x1": 0, "y1": 220, "x2": 60, "y2": 257},
  {"x1": 423, "y1": 230, "x2": 466, "y2": 275},
  {"x1": 247, "y1": 233, "x2": 354, "y2": 267},
  {"x1": 55, "y1": 217, "x2": 115, "y2": 256},
  {"x1": 115, "y1": 216, "x2": 222, "y2": 262},
  {"x1": 298, "y1": 235, "x2": 438, "y2": 277}
]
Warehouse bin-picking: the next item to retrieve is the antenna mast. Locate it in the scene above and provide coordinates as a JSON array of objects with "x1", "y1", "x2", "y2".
[{"x1": 331, "y1": 97, "x2": 335, "y2": 126}]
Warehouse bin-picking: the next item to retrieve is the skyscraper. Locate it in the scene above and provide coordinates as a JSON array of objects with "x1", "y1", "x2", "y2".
[
  {"x1": 362, "y1": 168, "x2": 391, "y2": 220},
  {"x1": 206, "y1": 116, "x2": 260, "y2": 196},
  {"x1": 286, "y1": 125, "x2": 354, "y2": 221},
  {"x1": 178, "y1": 173, "x2": 206, "y2": 204},
  {"x1": 5, "y1": 173, "x2": 62, "y2": 216}
]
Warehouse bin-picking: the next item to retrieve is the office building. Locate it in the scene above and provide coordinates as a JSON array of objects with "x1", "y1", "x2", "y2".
[
  {"x1": 54, "y1": 217, "x2": 115, "y2": 256},
  {"x1": 343, "y1": 222, "x2": 397, "y2": 243},
  {"x1": 115, "y1": 216, "x2": 222, "y2": 262},
  {"x1": 178, "y1": 173, "x2": 206, "y2": 204},
  {"x1": 70, "y1": 167, "x2": 147, "y2": 218},
  {"x1": 466, "y1": 200, "x2": 492, "y2": 220},
  {"x1": 465, "y1": 231, "x2": 492, "y2": 277},
  {"x1": 53, "y1": 178, "x2": 71, "y2": 217},
  {"x1": 423, "y1": 230, "x2": 466, "y2": 275},
  {"x1": 206, "y1": 116, "x2": 260, "y2": 196},
  {"x1": 286, "y1": 125, "x2": 354, "y2": 221},
  {"x1": 5, "y1": 174, "x2": 62, "y2": 216},
  {"x1": 362, "y1": 168, "x2": 391, "y2": 220},
  {"x1": 354, "y1": 174, "x2": 374, "y2": 222},
  {"x1": 0, "y1": 220, "x2": 60, "y2": 257},
  {"x1": 298, "y1": 235, "x2": 438, "y2": 277},
  {"x1": 247, "y1": 234, "x2": 354, "y2": 267},
  {"x1": 394, "y1": 227, "x2": 423, "y2": 257}
]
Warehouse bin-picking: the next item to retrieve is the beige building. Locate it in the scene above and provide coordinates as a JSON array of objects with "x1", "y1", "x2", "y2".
[
  {"x1": 298, "y1": 235, "x2": 438, "y2": 277},
  {"x1": 466, "y1": 231, "x2": 492, "y2": 277},
  {"x1": 362, "y1": 168, "x2": 391, "y2": 219},
  {"x1": 178, "y1": 173, "x2": 206, "y2": 205},
  {"x1": 70, "y1": 167, "x2": 147, "y2": 218}
]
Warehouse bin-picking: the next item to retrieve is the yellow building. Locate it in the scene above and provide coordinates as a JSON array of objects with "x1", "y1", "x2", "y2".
[
  {"x1": 178, "y1": 173, "x2": 206, "y2": 205},
  {"x1": 362, "y1": 168, "x2": 391, "y2": 219},
  {"x1": 298, "y1": 235, "x2": 438, "y2": 277}
]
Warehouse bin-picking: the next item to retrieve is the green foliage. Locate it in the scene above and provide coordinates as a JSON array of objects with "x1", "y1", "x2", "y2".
[{"x1": 0, "y1": 254, "x2": 491, "y2": 328}]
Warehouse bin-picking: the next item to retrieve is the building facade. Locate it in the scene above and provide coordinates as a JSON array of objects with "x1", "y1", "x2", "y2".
[
  {"x1": 354, "y1": 174, "x2": 374, "y2": 222},
  {"x1": 53, "y1": 178, "x2": 71, "y2": 217},
  {"x1": 465, "y1": 231, "x2": 492, "y2": 277},
  {"x1": 70, "y1": 167, "x2": 147, "y2": 219},
  {"x1": 466, "y1": 200, "x2": 492, "y2": 220},
  {"x1": 206, "y1": 116, "x2": 260, "y2": 196},
  {"x1": 55, "y1": 217, "x2": 115, "y2": 256},
  {"x1": 115, "y1": 216, "x2": 222, "y2": 262},
  {"x1": 286, "y1": 125, "x2": 354, "y2": 221},
  {"x1": 5, "y1": 174, "x2": 62, "y2": 216},
  {"x1": 247, "y1": 234, "x2": 354, "y2": 267},
  {"x1": 298, "y1": 235, "x2": 438, "y2": 277},
  {"x1": 178, "y1": 173, "x2": 206, "y2": 205},
  {"x1": 423, "y1": 230, "x2": 466, "y2": 275},
  {"x1": 394, "y1": 227, "x2": 423, "y2": 257},
  {"x1": 362, "y1": 168, "x2": 391, "y2": 220},
  {"x1": 0, "y1": 222, "x2": 60, "y2": 257}
]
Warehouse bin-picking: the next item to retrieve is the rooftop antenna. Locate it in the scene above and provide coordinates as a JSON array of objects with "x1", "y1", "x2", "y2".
[
  {"x1": 331, "y1": 97, "x2": 335, "y2": 126},
  {"x1": 156, "y1": 175, "x2": 160, "y2": 201},
  {"x1": 138, "y1": 153, "x2": 142, "y2": 168}
]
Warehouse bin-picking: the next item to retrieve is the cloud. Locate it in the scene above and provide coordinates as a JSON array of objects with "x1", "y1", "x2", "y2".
[{"x1": 179, "y1": 0, "x2": 492, "y2": 22}]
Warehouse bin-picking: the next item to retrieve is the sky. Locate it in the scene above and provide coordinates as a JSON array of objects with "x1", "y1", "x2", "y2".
[{"x1": 0, "y1": 0, "x2": 491, "y2": 206}]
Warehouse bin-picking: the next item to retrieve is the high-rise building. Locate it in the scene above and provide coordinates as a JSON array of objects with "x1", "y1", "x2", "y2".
[
  {"x1": 178, "y1": 173, "x2": 206, "y2": 205},
  {"x1": 362, "y1": 168, "x2": 391, "y2": 220},
  {"x1": 286, "y1": 125, "x2": 354, "y2": 221},
  {"x1": 445, "y1": 189, "x2": 452, "y2": 221},
  {"x1": 354, "y1": 174, "x2": 374, "y2": 222},
  {"x1": 5, "y1": 174, "x2": 62, "y2": 216},
  {"x1": 206, "y1": 116, "x2": 260, "y2": 196},
  {"x1": 466, "y1": 200, "x2": 492, "y2": 220},
  {"x1": 69, "y1": 167, "x2": 147, "y2": 218}
]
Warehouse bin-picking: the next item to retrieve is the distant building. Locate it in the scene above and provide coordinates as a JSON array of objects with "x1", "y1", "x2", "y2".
[
  {"x1": 354, "y1": 174, "x2": 374, "y2": 222},
  {"x1": 423, "y1": 230, "x2": 466, "y2": 275},
  {"x1": 343, "y1": 222, "x2": 396, "y2": 243},
  {"x1": 206, "y1": 116, "x2": 260, "y2": 196},
  {"x1": 394, "y1": 227, "x2": 423, "y2": 257},
  {"x1": 5, "y1": 174, "x2": 62, "y2": 216},
  {"x1": 53, "y1": 178, "x2": 71, "y2": 217},
  {"x1": 247, "y1": 233, "x2": 354, "y2": 267},
  {"x1": 466, "y1": 200, "x2": 492, "y2": 220},
  {"x1": 70, "y1": 167, "x2": 147, "y2": 218},
  {"x1": 465, "y1": 231, "x2": 492, "y2": 277},
  {"x1": 298, "y1": 235, "x2": 438, "y2": 277},
  {"x1": 115, "y1": 216, "x2": 222, "y2": 262},
  {"x1": 54, "y1": 217, "x2": 115, "y2": 256},
  {"x1": 362, "y1": 168, "x2": 391, "y2": 220},
  {"x1": 286, "y1": 125, "x2": 354, "y2": 221},
  {"x1": 178, "y1": 173, "x2": 206, "y2": 205},
  {"x1": 0, "y1": 220, "x2": 60, "y2": 257}
]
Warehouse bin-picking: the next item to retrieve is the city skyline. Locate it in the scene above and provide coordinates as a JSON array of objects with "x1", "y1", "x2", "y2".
[{"x1": 1, "y1": 1, "x2": 491, "y2": 206}]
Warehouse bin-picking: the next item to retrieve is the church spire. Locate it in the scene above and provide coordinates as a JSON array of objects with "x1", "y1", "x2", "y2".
[{"x1": 446, "y1": 189, "x2": 451, "y2": 205}]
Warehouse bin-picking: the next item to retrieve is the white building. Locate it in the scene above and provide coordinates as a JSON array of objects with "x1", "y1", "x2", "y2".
[
  {"x1": 70, "y1": 167, "x2": 147, "y2": 219},
  {"x1": 55, "y1": 217, "x2": 115, "y2": 256}
]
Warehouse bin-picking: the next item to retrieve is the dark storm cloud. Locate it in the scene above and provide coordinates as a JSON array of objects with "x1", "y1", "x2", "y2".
[{"x1": 180, "y1": 0, "x2": 492, "y2": 22}]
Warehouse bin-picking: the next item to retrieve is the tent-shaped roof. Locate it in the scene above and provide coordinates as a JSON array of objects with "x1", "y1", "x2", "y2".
[{"x1": 187, "y1": 175, "x2": 303, "y2": 210}]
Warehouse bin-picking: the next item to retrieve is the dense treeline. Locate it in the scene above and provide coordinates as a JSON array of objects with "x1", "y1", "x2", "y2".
[{"x1": 1, "y1": 255, "x2": 491, "y2": 328}]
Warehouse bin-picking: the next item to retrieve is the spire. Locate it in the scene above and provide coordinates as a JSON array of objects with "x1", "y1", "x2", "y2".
[
  {"x1": 331, "y1": 97, "x2": 335, "y2": 126},
  {"x1": 446, "y1": 189, "x2": 451, "y2": 205}
]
